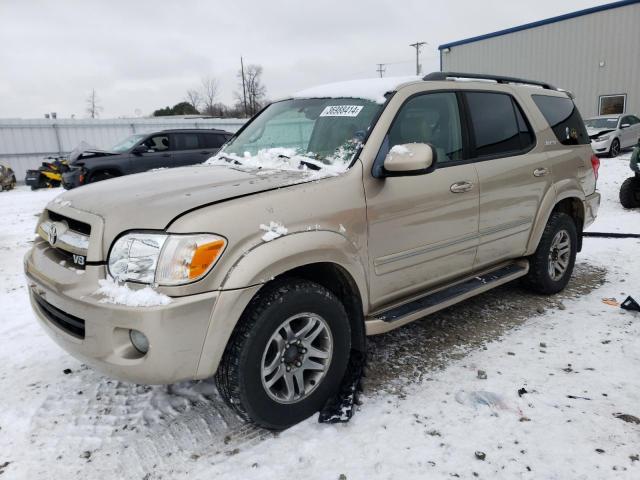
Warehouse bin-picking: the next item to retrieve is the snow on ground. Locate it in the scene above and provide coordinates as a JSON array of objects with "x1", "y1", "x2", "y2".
[{"x1": 0, "y1": 155, "x2": 639, "y2": 479}]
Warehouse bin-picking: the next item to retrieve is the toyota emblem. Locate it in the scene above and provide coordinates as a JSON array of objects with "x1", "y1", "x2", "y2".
[{"x1": 48, "y1": 224, "x2": 58, "y2": 246}]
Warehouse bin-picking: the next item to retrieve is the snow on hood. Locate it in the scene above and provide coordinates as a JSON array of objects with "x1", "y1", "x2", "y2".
[
  {"x1": 205, "y1": 147, "x2": 351, "y2": 179},
  {"x1": 293, "y1": 76, "x2": 421, "y2": 104}
]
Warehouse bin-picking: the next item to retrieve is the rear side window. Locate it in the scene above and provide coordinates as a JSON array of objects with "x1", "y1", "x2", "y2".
[
  {"x1": 175, "y1": 133, "x2": 201, "y2": 150},
  {"x1": 465, "y1": 92, "x2": 534, "y2": 158},
  {"x1": 532, "y1": 95, "x2": 589, "y2": 146}
]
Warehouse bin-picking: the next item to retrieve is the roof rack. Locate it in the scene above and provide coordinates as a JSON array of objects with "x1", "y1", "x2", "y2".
[{"x1": 423, "y1": 72, "x2": 557, "y2": 91}]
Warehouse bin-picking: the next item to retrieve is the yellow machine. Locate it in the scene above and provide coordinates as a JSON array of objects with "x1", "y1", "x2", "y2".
[{"x1": 25, "y1": 157, "x2": 69, "y2": 190}]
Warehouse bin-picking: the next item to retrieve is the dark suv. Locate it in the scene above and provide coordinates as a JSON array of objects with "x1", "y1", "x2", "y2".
[{"x1": 62, "y1": 128, "x2": 233, "y2": 189}]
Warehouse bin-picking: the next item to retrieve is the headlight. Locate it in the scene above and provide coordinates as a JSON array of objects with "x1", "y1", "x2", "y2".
[
  {"x1": 108, "y1": 232, "x2": 226, "y2": 285},
  {"x1": 597, "y1": 135, "x2": 610, "y2": 141}
]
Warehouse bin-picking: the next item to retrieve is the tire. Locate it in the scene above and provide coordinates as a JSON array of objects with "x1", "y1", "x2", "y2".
[
  {"x1": 216, "y1": 278, "x2": 351, "y2": 430},
  {"x1": 609, "y1": 138, "x2": 620, "y2": 157},
  {"x1": 619, "y1": 177, "x2": 640, "y2": 208},
  {"x1": 522, "y1": 212, "x2": 577, "y2": 295},
  {"x1": 89, "y1": 171, "x2": 116, "y2": 183}
]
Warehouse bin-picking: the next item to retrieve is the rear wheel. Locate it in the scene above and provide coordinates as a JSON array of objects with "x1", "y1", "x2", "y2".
[
  {"x1": 522, "y1": 212, "x2": 577, "y2": 295},
  {"x1": 619, "y1": 177, "x2": 640, "y2": 208},
  {"x1": 609, "y1": 138, "x2": 621, "y2": 157},
  {"x1": 216, "y1": 278, "x2": 351, "y2": 430}
]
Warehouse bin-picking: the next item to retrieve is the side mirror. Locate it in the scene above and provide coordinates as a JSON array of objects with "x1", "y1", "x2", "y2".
[
  {"x1": 383, "y1": 143, "x2": 436, "y2": 176},
  {"x1": 621, "y1": 123, "x2": 631, "y2": 129},
  {"x1": 132, "y1": 144, "x2": 148, "y2": 155}
]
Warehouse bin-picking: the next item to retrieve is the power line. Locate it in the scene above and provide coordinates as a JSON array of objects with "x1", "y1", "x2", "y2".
[
  {"x1": 409, "y1": 41, "x2": 428, "y2": 75},
  {"x1": 376, "y1": 63, "x2": 386, "y2": 78}
]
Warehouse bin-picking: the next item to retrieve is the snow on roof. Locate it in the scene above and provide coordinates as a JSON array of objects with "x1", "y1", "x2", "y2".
[{"x1": 293, "y1": 76, "x2": 421, "y2": 104}]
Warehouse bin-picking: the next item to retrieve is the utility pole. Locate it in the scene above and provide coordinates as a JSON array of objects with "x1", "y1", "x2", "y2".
[
  {"x1": 376, "y1": 63, "x2": 386, "y2": 78},
  {"x1": 409, "y1": 41, "x2": 427, "y2": 75},
  {"x1": 240, "y1": 56, "x2": 248, "y2": 117}
]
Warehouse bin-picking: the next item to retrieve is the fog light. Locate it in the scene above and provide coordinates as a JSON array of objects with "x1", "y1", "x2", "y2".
[{"x1": 129, "y1": 329, "x2": 149, "y2": 354}]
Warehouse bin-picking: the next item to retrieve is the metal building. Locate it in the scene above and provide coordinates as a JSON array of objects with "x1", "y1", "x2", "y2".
[{"x1": 439, "y1": 0, "x2": 640, "y2": 118}]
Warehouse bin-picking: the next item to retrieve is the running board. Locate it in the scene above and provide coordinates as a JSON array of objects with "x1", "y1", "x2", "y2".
[{"x1": 365, "y1": 261, "x2": 529, "y2": 335}]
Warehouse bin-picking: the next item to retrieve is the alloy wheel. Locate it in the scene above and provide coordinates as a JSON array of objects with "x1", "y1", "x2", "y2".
[
  {"x1": 548, "y1": 229, "x2": 571, "y2": 281},
  {"x1": 260, "y1": 312, "x2": 333, "y2": 404}
]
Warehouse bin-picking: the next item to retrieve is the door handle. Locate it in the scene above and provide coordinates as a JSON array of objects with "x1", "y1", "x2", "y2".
[
  {"x1": 450, "y1": 181, "x2": 474, "y2": 193},
  {"x1": 200, "y1": 151, "x2": 211, "y2": 154},
  {"x1": 533, "y1": 167, "x2": 549, "y2": 177}
]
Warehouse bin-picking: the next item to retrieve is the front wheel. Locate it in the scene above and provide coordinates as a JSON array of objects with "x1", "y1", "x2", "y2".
[
  {"x1": 522, "y1": 212, "x2": 577, "y2": 295},
  {"x1": 216, "y1": 279, "x2": 351, "y2": 430},
  {"x1": 609, "y1": 138, "x2": 621, "y2": 157},
  {"x1": 619, "y1": 177, "x2": 640, "y2": 208}
]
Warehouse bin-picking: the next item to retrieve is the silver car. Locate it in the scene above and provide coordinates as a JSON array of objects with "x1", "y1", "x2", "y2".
[{"x1": 585, "y1": 114, "x2": 640, "y2": 157}]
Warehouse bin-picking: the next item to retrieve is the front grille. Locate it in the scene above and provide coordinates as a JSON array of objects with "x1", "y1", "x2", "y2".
[
  {"x1": 34, "y1": 294, "x2": 85, "y2": 339},
  {"x1": 48, "y1": 210, "x2": 91, "y2": 236}
]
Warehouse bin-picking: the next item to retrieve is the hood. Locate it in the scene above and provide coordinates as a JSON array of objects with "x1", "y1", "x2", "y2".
[
  {"x1": 587, "y1": 127, "x2": 615, "y2": 140},
  {"x1": 53, "y1": 165, "x2": 315, "y2": 230},
  {"x1": 67, "y1": 141, "x2": 117, "y2": 163},
  {"x1": 69, "y1": 149, "x2": 118, "y2": 164}
]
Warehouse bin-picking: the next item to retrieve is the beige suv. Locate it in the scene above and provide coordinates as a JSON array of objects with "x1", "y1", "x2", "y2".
[{"x1": 25, "y1": 72, "x2": 600, "y2": 429}]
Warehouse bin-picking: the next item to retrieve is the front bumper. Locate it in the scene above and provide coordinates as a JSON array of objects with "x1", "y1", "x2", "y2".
[
  {"x1": 25, "y1": 242, "x2": 260, "y2": 384},
  {"x1": 584, "y1": 191, "x2": 601, "y2": 229},
  {"x1": 591, "y1": 138, "x2": 611, "y2": 154},
  {"x1": 62, "y1": 168, "x2": 84, "y2": 189}
]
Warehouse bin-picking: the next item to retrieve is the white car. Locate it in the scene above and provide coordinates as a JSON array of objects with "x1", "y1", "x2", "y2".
[{"x1": 585, "y1": 114, "x2": 640, "y2": 157}]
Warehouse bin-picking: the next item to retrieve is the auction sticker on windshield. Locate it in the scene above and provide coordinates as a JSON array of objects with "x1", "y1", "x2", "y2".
[{"x1": 319, "y1": 105, "x2": 363, "y2": 117}]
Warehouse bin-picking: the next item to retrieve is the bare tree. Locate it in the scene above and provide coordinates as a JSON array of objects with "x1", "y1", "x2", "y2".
[
  {"x1": 85, "y1": 88, "x2": 103, "y2": 118},
  {"x1": 200, "y1": 76, "x2": 219, "y2": 116},
  {"x1": 185, "y1": 88, "x2": 202, "y2": 113},
  {"x1": 235, "y1": 64, "x2": 267, "y2": 117}
]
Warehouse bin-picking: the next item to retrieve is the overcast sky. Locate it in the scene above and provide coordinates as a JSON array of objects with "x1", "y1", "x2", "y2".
[{"x1": 1, "y1": 0, "x2": 605, "y2": 118}]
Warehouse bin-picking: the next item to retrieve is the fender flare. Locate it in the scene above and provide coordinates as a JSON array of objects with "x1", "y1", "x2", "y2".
[
  {"x1": 525, "y1": 181, "x2": 585, "y2": 255},
  {"x1": 221, "y1": 230, "x2": 369, "y2": 311}
]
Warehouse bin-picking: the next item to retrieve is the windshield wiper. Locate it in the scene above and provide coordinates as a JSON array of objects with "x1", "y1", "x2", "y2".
[
  {"x1": 277, "y1": 154, "x2": 323, "y2": 171},
  {"x1": 299, "y1": 159, "x2": 322, "y2": 171},
  {"x1": 217, "y1": 154, "x2": 243, "y2": 165}
]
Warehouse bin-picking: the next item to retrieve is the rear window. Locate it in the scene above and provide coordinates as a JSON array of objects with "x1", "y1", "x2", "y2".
[
  {"x1": 175, "y1": 133, "x2": 200, "y2": 150},
  {"x1": 201, "y1": 133, "x2": 228, "y2": 148},
  {"x1": 532, "y1": 95, "x2": 589, "y2": 146}
]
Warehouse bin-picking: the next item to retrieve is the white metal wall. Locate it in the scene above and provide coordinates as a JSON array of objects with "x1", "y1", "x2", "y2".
[
  {"x1": 0, "y1": 117, "x2": 247, "y2": 180},
  {"x1": 440, "y1": 2, "x2": 640, "y2": 119}
]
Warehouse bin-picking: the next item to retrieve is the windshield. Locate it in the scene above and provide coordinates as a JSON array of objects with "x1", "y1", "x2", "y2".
[
  {"x1": 584, "y1": 117, "x2": 619, "y2": 129},
  {"x1": 110, "y1": 134, "x2": 146, "y2": 153},
  {"x1": 214, "y1": 98, "x2": 381, "y2": 173}
]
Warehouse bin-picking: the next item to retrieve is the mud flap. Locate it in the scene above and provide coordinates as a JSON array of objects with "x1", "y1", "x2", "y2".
[{"x1": 318, "y1": 349, "x2": 366, "y2": 424}]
